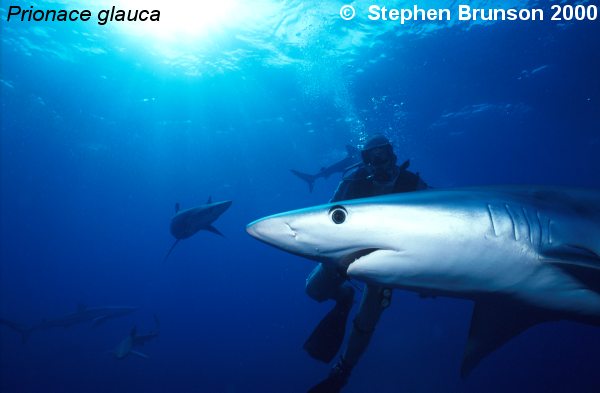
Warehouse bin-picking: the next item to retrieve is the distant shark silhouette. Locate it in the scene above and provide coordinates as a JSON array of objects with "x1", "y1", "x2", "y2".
[
  {"x1": 0, "y1": 305, "x2": 136, "y2": 343},
  {"x1": 112, "y1": 315, "x2": 160, "y2": 359},
  {"x1": 163, "y1": 196, "x2": 232, "y2": 262},
  {"x1": 291, "y1": 145, "x2": 360, "y2": 192}
]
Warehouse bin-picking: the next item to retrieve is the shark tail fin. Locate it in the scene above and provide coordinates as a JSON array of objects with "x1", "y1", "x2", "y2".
[
  {"x1": 162, "y1": 239, "x2": 181, "y2": 263},
  {"x1": 290, "y1": 169, "x2": 316, "y2": 193},
  {"x1": 0, "y1": 319, "x2": 31, "y2": 343}
]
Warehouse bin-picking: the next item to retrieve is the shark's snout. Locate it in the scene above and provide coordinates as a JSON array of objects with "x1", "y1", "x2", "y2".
[
  {"x1": 215, "y1": 200, "x2": 233, "y2": 212},
  {"x1": 246, "y1": 214, "x2": 309, "y2": 259},
  {"x1": 245, "y1": 220, "x2": 261, "y2": 239},
  {"x1": 246, "y1": 217, "x2": 296, "y2": 245}
]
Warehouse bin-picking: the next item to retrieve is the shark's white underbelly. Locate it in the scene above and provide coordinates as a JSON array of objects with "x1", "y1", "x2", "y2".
[{"x1": 357, "y1": 201, "x2": 600, "y2": 318}]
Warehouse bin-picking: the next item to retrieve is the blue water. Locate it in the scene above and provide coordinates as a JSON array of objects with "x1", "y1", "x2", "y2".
[{"x1": 1, "y1": 1, "x2": 600, "y2": 392}]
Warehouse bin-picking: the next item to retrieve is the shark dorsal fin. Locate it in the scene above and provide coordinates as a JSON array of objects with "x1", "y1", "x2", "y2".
[
  {"x1": 461, "y1": 300, "x2": 550, "y2": 377},
  {"x1": 175, "y1": 203, "x2": 180, "y2": 213},
  {"x1": 77, "y1": 304, "x2": 86, "y2": 312},
  {"x1": 207, "y1": 196, "x2": 212, "y2": 204},
  {"x1": 399, "y1": 159, "x2": 410, "y2": 171},
  {"x1": 131, "y1": 327, "x2": 137, "y2": 337}
]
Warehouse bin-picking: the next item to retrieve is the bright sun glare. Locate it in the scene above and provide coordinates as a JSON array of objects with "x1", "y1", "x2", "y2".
[{"x1": 113, "y1": 0, "x2": 250, "y2": 41}]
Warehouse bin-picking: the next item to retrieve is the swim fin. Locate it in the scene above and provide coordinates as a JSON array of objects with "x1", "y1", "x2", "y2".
[
  {"x1": 303, "y1": 299, "x2": 353, "y2": 363},
  {"x1": 307, "y1": 375, "x2": 346, "y2": 393},
  {"x1": 307, "y1": 358, "x2": 352, "y2": 393}
]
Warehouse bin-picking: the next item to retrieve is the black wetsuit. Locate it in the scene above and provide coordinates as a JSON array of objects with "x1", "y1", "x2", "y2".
[
  {"x1": 331, "y1": 160, "x2": 427, "y2": 202},
  {"x1": 306, "y1": 159, "x2": 427, "y2": 372}
]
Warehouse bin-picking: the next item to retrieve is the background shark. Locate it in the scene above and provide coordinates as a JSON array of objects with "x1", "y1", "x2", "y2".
[
  {"x1": 246, "y1": 186, "x2": 600, "y2": 376},
  {"x1": 112, "y1": 316, "x2": 160, "y2": 359},
  {"x1": 0, "y1": 305, "x2": 136, "y2": 343},
  {"x1": 291, "y1": 145, "x2": 360, "y2": 192},
  {"x1": 163, "y1": 197, "x2": 232, "y2": 262}
]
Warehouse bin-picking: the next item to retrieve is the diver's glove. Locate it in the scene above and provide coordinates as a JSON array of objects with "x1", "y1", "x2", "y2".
[{"x1": 307, "y1": 358, "x2": 353, "y2": 393}]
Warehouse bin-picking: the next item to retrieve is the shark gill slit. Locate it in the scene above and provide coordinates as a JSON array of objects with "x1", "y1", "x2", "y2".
[
  {"x1": 486, "y1": 204, "x2": 498, "y2": 236},
  {"x1": 504, "y1": 204, "x2": 518, "y2": 241},
  {"x1": 536, "y1": 211, "x2": 546, "y2": 247},
  {"x1": 522, "y1": 206, "x2": 533, "y2": 245}
]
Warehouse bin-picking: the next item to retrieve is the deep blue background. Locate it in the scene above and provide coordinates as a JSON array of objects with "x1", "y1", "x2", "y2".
[{"x1": 1, "y1": 1, "x2": 600, "y2": 392}]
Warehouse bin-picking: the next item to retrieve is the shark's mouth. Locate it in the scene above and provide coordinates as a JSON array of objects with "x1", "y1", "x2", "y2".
[{"x1": 340, "y1": 248, "x2": 381, "y2": 268}]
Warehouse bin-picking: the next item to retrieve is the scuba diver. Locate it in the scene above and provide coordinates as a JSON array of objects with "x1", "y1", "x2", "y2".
[{"x1": 305, "y1": 134, "x2": 428, "y2": 392}]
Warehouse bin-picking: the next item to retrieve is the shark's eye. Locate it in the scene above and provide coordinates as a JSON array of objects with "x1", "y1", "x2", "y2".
[{"x1": 329, "y1": 206, "x2": 347, "y2": 224}]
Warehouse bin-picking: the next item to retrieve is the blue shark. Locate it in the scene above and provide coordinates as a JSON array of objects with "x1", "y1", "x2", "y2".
[
  {"x1": 246, "y1": 186, "x2": 600, "y2": 376},
  {"x1": 0, "y1": 304, "x2": 136, "y2": 343},
  {"x1": 163, "y1": 196, "x2": 232, "y2": 262},
  {"x1": 291, "y1": 145, "x2": 360, "y2": 192}
]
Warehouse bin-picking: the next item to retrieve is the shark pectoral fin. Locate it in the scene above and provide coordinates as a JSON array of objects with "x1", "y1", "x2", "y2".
[
  {"x1": 543, "y1": 245, "x2": 600, "y2": 293},
  {"x1": 92, "y1": 316, "x2": 109, "y2": 327},
  {"x1": 162, "y1": 239, "x2": 181, "y2": 263},
  {"x1": 130, "y1": 350, "x2": 149, "y2": 359},
  {"x1": 207, "y1": 225, "x2": 224, "y2": 237},
  {"x1": 543, "y1": 244, "x2": 600, "y2": 270},
  {"x1": 461, "y1": 301, "x2": 549, "y2": 378}
]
